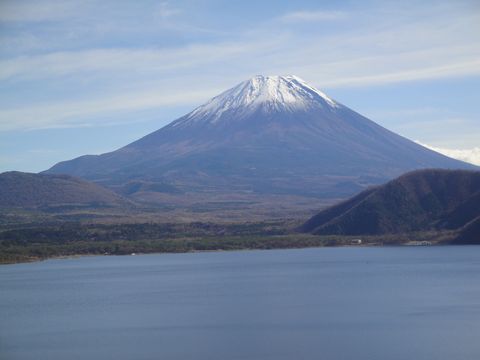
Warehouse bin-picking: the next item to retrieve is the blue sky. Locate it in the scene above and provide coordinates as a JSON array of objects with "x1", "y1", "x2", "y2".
[{"x1": 1, "y1": 0, "x2": 479, "y2": 172}]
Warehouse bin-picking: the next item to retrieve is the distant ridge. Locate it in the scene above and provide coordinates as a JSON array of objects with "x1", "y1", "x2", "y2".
[
  {"x1": 301, "y1": 169, "x2": 480, "y2": 237},
  {"x1": 0, "y1": 171, "x2": 128, "y2": 208}
]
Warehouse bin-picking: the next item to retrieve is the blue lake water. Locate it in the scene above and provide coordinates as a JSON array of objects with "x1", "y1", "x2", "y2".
[{"x1": 1, "y1": 246, "x2": 480, "y2": 360}]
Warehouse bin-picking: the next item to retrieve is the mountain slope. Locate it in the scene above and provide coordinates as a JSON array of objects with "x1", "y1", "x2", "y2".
[
  {"x1": 0, "y1": 171, "x2": 128, "y2": 208},
  {"x1": 301, "y1": 169, "x2": 480, "y2": 235},
  {"x1": 454, "y1": 216, "x2": 480, "y2": 244},
  {"x1": 45, "y1": 75, "x2": 474, "y2": 200}
]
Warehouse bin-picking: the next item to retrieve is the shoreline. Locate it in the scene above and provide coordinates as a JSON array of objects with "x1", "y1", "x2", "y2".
[
  {"x1": 0, "y1": 223, "x2": 457, "y2": 265},
  {"x1": 0, "y1": 240, "x2": 448, "y2": 266}
]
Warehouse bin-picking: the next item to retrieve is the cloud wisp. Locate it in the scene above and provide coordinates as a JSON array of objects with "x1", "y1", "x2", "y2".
[
  {"x1": 279, "y1": 10, "x2": 347, "y2": 23},
  {"x1": 0, "y1": 86, "x2": 219, "y2": 131}
]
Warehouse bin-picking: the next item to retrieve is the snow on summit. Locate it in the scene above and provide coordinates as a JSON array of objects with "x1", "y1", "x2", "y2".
[{"x1": 180, "y1": 75, "x2": 340, "y2": 125}]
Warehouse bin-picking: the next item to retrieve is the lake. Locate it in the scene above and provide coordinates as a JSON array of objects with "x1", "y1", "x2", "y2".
[{"x1": 1, "y1": 246, "x2": 480, "y2": 360}]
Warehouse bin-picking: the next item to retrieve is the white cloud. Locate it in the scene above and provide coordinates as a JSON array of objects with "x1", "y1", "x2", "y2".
[
  {"x1": 309, "y1": 57, "x2": 480, "y2": 88},
  {"x1": 0, "y1": 39, "x2": 279, "y2": 81},
  {"x1": 416, "y1": 141, "x2": 480, "y2": 166},
  {"x1": 279, "y1": 10, "x2": 346, "y2": 23},
  {"x1": 0, "y1": 87, "x2": 219, "y2": 131}
]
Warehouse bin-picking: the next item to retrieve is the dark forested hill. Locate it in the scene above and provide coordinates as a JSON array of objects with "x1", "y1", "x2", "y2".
[
  {"x1": 301, "y1": 169, "x2": 480, "y2": 239},
  {"x1": 454, "y1": 216, "x2": 480, "y2": 244}
]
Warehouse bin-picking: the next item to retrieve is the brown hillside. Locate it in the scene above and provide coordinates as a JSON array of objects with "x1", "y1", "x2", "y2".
[{"x1": 0, "y1": 171, "x2": 128, "y2": 208}]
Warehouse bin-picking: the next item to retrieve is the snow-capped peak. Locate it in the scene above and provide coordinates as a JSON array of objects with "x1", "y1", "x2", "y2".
[{"x1": 180, "y1": 75, "x2": 339, "y2": 125}]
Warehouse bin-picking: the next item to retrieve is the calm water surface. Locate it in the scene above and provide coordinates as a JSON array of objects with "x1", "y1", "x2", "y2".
[{"x1": 1, "y1": 246, "x2": 480, "y2": 360}]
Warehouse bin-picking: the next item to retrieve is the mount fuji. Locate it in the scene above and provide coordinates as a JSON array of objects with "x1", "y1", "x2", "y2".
[{"x1": 46, "y1": 75, "x2": 474, "y2": 206}]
